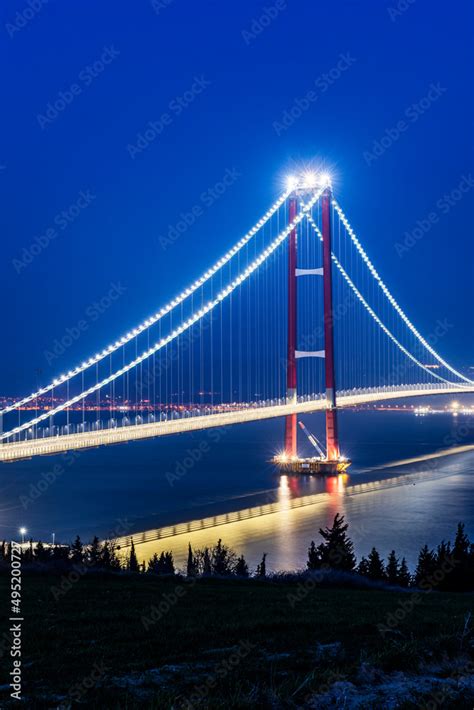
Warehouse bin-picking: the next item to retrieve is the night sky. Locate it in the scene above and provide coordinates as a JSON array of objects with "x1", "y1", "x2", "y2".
[{"x1": 1, "y1": 0, "x2": 473, "y2": 396}]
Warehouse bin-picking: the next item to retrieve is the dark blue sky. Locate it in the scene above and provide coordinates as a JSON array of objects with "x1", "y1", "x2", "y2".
[{"x1": 1, "y1": 0, "x2": 472, "y2": 395}]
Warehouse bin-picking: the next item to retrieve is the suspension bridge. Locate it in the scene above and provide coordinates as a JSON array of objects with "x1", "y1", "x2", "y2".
[{"x1": 1, "y1": 172, "x2": 472, "y2": 463}]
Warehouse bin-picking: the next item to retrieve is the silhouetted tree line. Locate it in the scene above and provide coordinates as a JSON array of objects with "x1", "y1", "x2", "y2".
[
  {"x1": 1, "y1": 514, "x2": 473, "y2": 590},
  {"x1": 306, "y1": 513, "x2": 474, "y2": 591}
]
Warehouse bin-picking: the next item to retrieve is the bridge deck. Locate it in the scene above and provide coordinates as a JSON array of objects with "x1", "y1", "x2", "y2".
[{"x1": 1, "y1": 386, "x2": 472, "y2": 463}]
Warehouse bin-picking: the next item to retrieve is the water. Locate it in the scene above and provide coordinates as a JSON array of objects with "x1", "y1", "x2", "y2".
[{"x1": 2, "y1": 396, "x2": 474, "y2": 572}]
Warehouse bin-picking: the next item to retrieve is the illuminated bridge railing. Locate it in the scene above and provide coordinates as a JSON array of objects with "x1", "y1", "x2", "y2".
[{"x1": 1, "y1": 382, "x2": 472, "y2": 463}]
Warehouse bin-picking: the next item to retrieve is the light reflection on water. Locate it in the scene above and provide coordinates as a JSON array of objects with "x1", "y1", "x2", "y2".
[
  {"x1": 2, "y1": 407, "x2": 474, "y2": 570},
  {"x1": 123, "y1": 446, "x2": 474, "y2": 571}
]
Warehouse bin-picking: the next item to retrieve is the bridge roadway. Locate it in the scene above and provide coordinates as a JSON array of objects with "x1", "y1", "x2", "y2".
[{"x1": 1, "y1": 384, "x2": 473, "y2": 463}]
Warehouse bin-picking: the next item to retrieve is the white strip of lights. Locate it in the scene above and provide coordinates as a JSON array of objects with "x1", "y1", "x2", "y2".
[
  {"x1": 1, "y1": 188, "x2": 324, "y2": 441},
  {"x1": 0, "y1": 188, "x2": 293, "y2": 417},
  {"x1": 332, "y1": 199, "x2": 473, "y2": 384},
  {"x1": 304, "y1": 209, "x2": 463, "y2": 387}
]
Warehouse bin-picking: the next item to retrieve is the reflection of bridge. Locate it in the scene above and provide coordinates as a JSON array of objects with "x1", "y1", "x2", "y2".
[
  {"x1": 1, "y1": 171, "x2": 472, "y2": 462},
  {"x1": 1, "y1": 384, "x2": 472, "y2": 462}
]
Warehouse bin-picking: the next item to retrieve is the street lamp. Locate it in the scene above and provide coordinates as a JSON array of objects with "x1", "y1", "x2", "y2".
[{"x1": 19, "y1": 527, "x2": 27, "y2": 544}]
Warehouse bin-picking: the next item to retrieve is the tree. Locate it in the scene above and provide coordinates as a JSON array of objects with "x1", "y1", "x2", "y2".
[
  {"x1": 99, "y1": 541, "x2": 115, "y2": 570},
  {"x1": 186, "y1": 543, "x2": 198, "y2": 577},
  {"x1": 386, "y1": 550, "x2": 399, "y2": 585},
  {"x1": 453, "y1": 523, "x2": 470, "y2": 563},
  {"x1": 147, "y1": 553, "x2": 160, "y2": 574},
  {"x1": 414, "y1": 545, "x2": 438, "y2": 587},
  {"x1": 451, "y1": 523, "x2": 472, "y2": 590},
  {"x1": 357, "y1": 556, "x2": 369, "y2": 577},
  {"x1": 317, "y1": 514, "x2": 356, "y2": 572},
  {"x1": 211, "y1": 539, "x2": 237, "y2": 576},
  {"x1": 88, "y1": 536, "x2": 101, "y2": 567},
  {"x1": 149, "y1": 551, "x2": 175, "y2": 575},
  {"x1": 234, "y1": 555, "x2": 249, "y2": 578},
  {"x1": 255, "y1": 553, "x2": 267, "y2": 578},
  {"x1": 307, "y1": 541, "x2": 320, "y2": 570},
  {"x1": 71, "y1": 536, "x2": 84, "y2": 565},
  {"x1": 128, "y1": 539, "x2": 139, "y2": 573},
  {"x1": 398, "y1": 557, "x2": 411, "y2": 587},
  {"x1": 367, "y1": 548, "x2": 385, "y2": 581},
  {"x1": 34, "y1": 540, "x2": 49, "y2": 563},
  {"x1": 52, "y1": 544, "x2": 69, "y2": 562},
  {"x1": 202, "y1": 548, "x2": 212, "y2": 576}
]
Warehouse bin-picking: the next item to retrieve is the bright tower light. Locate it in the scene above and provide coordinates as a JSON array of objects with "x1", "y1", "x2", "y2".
[
  {"x1": 19, "y1": 527, "x2": 27, "y2": 543},
  {"x1": 319, "y1": 172, "x2": 332, "y2": 187},
  {"x1": 302, "y1": 171, "x2": 318, "y2": 188},
  {"x1": 286, "y1": 175, "x2": 298, "y2": 191}
]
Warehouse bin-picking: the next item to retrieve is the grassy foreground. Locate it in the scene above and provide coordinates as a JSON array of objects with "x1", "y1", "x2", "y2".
[{"x1": 1, "y1": 573, "x2": 474, "y2": 708}]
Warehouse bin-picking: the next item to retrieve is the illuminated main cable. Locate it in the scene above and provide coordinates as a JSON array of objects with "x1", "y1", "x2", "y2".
[
  {"x1": 1, "y1": 188, "x2": 324, "y2": 441},
  {"x1": 304, "y1": 209, "x2": 463, "y2": 387},
  {"x1": 332, "y1": 198, "x2": 473, "y2": 384},
  {"x1": 0, "y1": 188, "x2": 293, "y2": 417}
]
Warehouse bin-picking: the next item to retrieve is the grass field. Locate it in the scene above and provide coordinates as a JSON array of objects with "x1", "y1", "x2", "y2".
[{"x1": 1, "y1": 573, "x2": 474, "y2": 708}]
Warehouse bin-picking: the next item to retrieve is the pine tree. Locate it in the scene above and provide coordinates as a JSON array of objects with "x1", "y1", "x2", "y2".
[
  {"x1": 186, "y1": 543, "x2": 198, "y2": 577},
  {"x1": 100, "y1": 541, "x2": 113, "y2": 570},
  {"x1": 34, "y1": 540, "x2": 49, "y2": 563},
  {"x1": 398, "y1": 557, "x2": 411, "y2": 587},
  {"x1": 453, "y1": 522, "x2": 470, "y2": 563},
  {"x1": 235, "y1": 555, "x2": 249, "y2": 578},
  {"x1": 128, "y1": 539, "x2": 139, "y2": 573},
  {"x1": 108, "y1": 541, "x2": 122, "y2": 570},
  {"x1": 203, "y1": 548, "x2": 212, "y2": 576},
  {"x1": 452, "y1": 523, "x2": 472, "y2": 591},
  {"x1": 52, "y1": 544, "x2": 69, "y2": 561},
  {"x1": 164, "y1": 552, "x2": 175, "y2": 575},
  {"x1": 211, "y1": 539, "x2": 236, "y2": 576},
  {"x1": 88, "y1": 536, "x2": 101, "y2": 567},
  {"x1": 255, "y1": 553, "x2": 267, "y2": 578},
  {"x1": 367, "y1": 547, "x2": 385, "y2": 581},
  {"x1": 357, "y1": 556, "x2": 369, "y2": 577},
  {"x1": 147, "y1": 553, "x2": 160, "y2": 574},
  {"x1": 71, "y1": 535, "x2": 84, "y2": 565},
  {"x1": 386, "y1": 550, "x2": 399, "y2": 585},
  {"x1": 307, "y1": 541, "x2": 320, "y2": 570},
  {"x1": 414, "y1": 545, "x2": 438, "y2": 587},
  {"x1": 317, "y1": 514, "x2": 356, "y2": 572}
]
